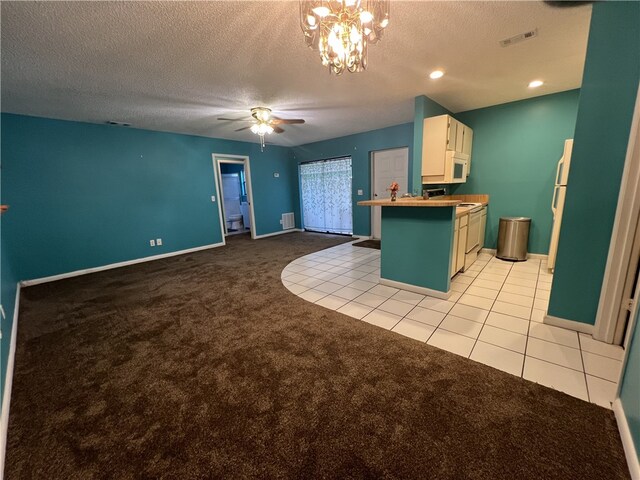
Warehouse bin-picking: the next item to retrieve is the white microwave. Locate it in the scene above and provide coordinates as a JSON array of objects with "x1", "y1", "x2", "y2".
[{"x1": 444, "y1": 151, "x2": 469, "y2": 183}]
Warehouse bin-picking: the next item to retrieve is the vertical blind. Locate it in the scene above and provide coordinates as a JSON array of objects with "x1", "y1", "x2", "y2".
[{"x1": 300, "y1": 157, "x2": 353, "y2": 235}]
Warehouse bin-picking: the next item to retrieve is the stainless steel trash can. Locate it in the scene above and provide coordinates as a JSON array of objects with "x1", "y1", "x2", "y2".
[{"x1": 497, "y1": 217, "x2": 531, "y2": 261}]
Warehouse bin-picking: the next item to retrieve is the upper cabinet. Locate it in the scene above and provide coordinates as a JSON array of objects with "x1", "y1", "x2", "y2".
[{"x1": 422, "y1": 115, "x2": 474, "y2": 184}]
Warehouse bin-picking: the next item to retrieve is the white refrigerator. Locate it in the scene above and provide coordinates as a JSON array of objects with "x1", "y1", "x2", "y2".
[{"x1": 548, "y1": 139, "x2": 574, "y2": 271}]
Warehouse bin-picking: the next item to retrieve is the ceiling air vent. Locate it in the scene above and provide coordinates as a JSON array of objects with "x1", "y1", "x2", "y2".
[
  {"x1": 106, "y1": 121, "x2": 131, "y2": 127},
  {"x1": 500, "y1": 28, "x2": 538, "y2": 47}
]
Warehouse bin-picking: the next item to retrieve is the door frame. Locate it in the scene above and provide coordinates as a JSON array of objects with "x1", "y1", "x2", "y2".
[
  {"x1": 594, "y1": 84, "x2": 640, "y2": 345},
  {"x1": 370, "y1": 147, "x2": 409, "y2": 240},
  {"x1": 212, "y1": 153, "x2": 257, "y2": 240}
]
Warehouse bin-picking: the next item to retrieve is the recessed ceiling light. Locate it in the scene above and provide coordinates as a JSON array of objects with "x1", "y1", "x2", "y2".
[
  {"x1": 430, "y1": 70, "x2": 444, "y2": 79},
  {"x1": 528, "y1": 80, "x2": 544, "y2": 88}
]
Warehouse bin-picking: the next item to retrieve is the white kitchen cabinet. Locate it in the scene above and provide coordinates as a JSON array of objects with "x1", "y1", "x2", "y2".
[
  {"x1": 451, "y1": 213, "x2": 469, "y2": 276},
  {"x1": 479, "y1": 206, "x2": 487, "y2": 250},
  {"x1": 457, "y1": 225, "x2": 467, "y2": 273},
  {"x1": 422, "y1": 114, "x2": 473, "y2": 184},
  {"x1": 451, "y1": 217, "x2": 460, "y2": 276},
  {"x1": 462, "y1": 126, "x2": 473, "y2": 174}
]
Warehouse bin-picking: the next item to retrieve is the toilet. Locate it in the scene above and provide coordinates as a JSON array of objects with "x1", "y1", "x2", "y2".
[{"x1": 227, "y1": 213, "x2": 244, "y2": 231}]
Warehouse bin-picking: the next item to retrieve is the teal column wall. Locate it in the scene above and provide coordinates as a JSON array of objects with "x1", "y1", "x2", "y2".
[
  {"x1": 0, "y1": 114, "x2": 300, "y2": 283},
  {"x1": 291, "y1": 123, "x2": 413, "y2": 237},
  {"x1": 619, "y1": 308, "x2": 640, "y2": 464},
  {"x1": 548, "y1": 1, "x2": 640, "y2": 326},
  {"x1": 380, "y1": 206, "x2": 455, "y2": 293},
  {"x1": 412, "y1": 95, "x2": 451, "y2": 195},
  {"x1": 452, "y1": 90, "x2": 580, "y2": 254}
]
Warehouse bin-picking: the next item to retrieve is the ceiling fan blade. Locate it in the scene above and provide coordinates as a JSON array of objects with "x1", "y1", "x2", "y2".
[
  {"x1": 273, "y1": 126, "x2": 285, "y2": 134},
  {"x1": 271, "y1": 118, "x2": 305, "y2": 125},
  {"x1": 235, "y1": 126, "x2": 253, "y2": 132},
  {"x1": 218, "y1": 117, "x2": 252, "y2": 122}
]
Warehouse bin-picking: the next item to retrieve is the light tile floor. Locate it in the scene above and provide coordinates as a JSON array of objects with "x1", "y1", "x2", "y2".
[{"x1": 281, "y1": 240, "x2": 626, "y2": 409}]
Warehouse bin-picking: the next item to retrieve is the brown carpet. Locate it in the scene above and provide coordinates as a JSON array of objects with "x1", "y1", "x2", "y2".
[
  {"x1": 352, "y1": 239, "x2": 381, "y2": 250},
  {"x1": 5, "y1": 232, "x2": 629, "y2": 479}
]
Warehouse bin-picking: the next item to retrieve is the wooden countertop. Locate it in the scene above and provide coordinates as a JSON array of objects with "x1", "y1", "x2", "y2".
[{"x1": 357, "y1": 198, "x2": 461, "y2": 207}]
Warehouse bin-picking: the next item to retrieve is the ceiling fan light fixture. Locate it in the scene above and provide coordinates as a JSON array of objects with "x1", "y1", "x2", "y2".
[{"x1": 300, "y1": 0, "x2": 390, "y2": 75}]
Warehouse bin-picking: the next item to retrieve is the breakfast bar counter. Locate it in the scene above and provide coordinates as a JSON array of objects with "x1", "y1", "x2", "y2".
[{"x1": 357, "y1": 195, "x2": 489, "y2": 299}]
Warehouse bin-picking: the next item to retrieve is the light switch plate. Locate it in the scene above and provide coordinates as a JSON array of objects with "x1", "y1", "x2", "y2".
[
  {"x1": 156, "y1": 238, "x2": 162, "y2": 246},
  {"x1": 211, "y1": 195, "x2": 216, "y2": 202},
  {"x1": 357, "y1": 189, "x2": 363, "y2": 196},
  {"x1": 150, "y1": 239, "x2": 155, "y2": 247}
]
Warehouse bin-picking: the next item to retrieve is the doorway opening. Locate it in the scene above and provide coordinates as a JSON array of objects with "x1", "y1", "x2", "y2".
[
  {"x1": 212, "y1": 154, "x2": 256, "y2": 239},
  {"x1": 299, "y1": 156, "x2": 353, "y2": 235},
  {"x1": 371, "y1": 147, "x2": 409, "y2": 240}
]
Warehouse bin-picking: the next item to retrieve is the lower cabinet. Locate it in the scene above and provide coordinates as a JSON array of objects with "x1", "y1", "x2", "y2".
[
  {"x1": 457, "y1": 225, "x2": 467, "y2": 273},
  {"x1": 452, "y1": 206, "x2": 488, "y2": 279},
  {"x1": 479, "y1": 206, "x2": 487, "y2": 250},
  {"x1": 451, "y1": 214, "x2": 469, "y2": 277},
  {"x1": 451, "y1": 217, "x2": 460, "y2": 276}
]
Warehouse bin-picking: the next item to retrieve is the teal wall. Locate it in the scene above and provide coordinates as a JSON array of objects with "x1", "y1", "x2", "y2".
[
  {"x1": 412, "y1": 95, "x2": 451, "y2": 194},
  {"x1": 380, "y1": 206, "x2": 455, "y2": 293},
  {"x1": 1, "y1": 114, "x2": 300, "y2": 283},
  {"x1": 452, "y1": 90, "x2": 580, "y2": 254},
  {"x1": 291, "y1": 123, "x2": 413, "y2": 237},
  {"x1": 548, "y1": 1, "x2": 640, "y2": 326},
  {"x1": 620, "y1": 308, "x2": 640, "y2": 464}
]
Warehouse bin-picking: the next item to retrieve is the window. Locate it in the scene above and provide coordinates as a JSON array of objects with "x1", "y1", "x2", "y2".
[{"x1": 300, "y1": 157, "x2": 353, "y2": 235}]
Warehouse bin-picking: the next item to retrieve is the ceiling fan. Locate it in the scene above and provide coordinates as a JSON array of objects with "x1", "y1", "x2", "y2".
[{"x1": 218, "y1": 107, "x2": 305, "y2": 151}]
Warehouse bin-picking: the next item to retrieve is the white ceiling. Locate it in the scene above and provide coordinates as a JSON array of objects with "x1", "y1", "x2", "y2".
[{"x1": 1, "y1": 1, "x2": 592, "y2": 146}]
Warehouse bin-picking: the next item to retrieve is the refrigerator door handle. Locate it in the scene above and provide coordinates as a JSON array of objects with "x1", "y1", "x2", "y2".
[
  {"x1": 555, "y1": 157, "x2": 564, "y2": 186},
  {"x1": 551, "y1": 186, "x2": 558, "y2": 216}
]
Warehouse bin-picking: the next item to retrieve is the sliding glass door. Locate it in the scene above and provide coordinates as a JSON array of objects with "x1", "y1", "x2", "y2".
[{"x1": 300, "y1": 157, "x2": 352, "y2": 235}]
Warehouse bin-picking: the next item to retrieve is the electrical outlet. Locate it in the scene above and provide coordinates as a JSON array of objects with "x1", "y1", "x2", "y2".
[
  {"x1": 150, "y1": 239, "x2": 155, "y2": 247},
  {"x1": 273, "y1": 172, "x2": 279, "y2": 178},
  {"x1": 156, "y1": 238, "x2": 162, "y2": 246},
  {"x1": 279, "y1": 219, "x2": 283, "y2": 224},
  {"x1": 211, "y1": 195, "x2": 216, "y2": 202}
]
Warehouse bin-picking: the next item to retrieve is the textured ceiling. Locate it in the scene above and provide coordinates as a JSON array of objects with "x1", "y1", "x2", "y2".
[{"x1": 1, "y1": 1, "x2": 592, "y2": 146}]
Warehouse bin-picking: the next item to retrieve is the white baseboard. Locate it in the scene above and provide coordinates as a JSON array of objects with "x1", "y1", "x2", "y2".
[
  {"x1": 379, "y1": 277, "x2": 450, "y2": 299},
  {"x1": 613, "y1": 398, "x2": 640, "y2": 479},
  {"x1": 352, "y1": 235, "x2": 372, "y2": 240},
  {"x1": 544, "y1": 314, "x2": 594, "y2": 334},
  {"x1": 0, "y1": 284, "x2": 20, "y2": 480},
  {"x1": 21, "y1": 242, "x2": 225, "y2": 287},
  {"x1": 527, "y1": 253, "x2": 549, "y2": 261},
  {"x1": 480, "y1": 248, "x2": 548, "y2": 261},
  {"x1": 253, "y1": 228, "x2": 303, "y2": 240}
]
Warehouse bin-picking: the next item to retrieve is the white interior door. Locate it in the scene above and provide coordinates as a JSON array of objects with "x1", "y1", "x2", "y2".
[{"x1": 371, "y1": 148, "x2": 409, "y2": 239}]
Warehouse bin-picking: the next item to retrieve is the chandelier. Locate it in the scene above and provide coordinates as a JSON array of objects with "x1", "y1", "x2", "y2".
[
  {"x1": 300, "y1": 0, "x2": 390, "y2": 75},
  {"x1": 249, "y1": 107, "x2": 274, "y2": 151}
]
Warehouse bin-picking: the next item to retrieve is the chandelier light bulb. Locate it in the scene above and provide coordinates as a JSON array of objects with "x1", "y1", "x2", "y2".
[
  {"x1": 360, "y1": 11, "x2": 373, "y2": 23},
  {"x1": 312, "y1": 6, "x2": 330, "y2": 17}
]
